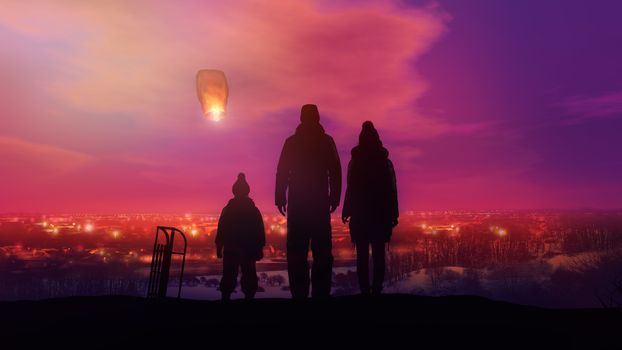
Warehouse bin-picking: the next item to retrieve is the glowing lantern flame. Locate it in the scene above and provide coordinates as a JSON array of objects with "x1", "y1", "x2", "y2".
[{"x1": 196, "y1": 69, "x2": 228, "y2": 122}]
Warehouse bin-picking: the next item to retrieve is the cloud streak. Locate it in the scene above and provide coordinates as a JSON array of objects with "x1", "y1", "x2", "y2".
[
  {"x1": 0, "y1": 0, "x2": 453, "y2": 212},
  {"x1": 0, "y1": 136, "x2": 92, "y2": 178},
  {"x1": 559, "y1": 91, "x2": 622, "y2": 124},
  {"x1": 0, "y1": 0, "x2": 449, "y2": 131}
]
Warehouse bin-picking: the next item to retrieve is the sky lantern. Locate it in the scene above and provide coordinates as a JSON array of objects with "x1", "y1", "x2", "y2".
[{"x1": 196, "y1": 69, "x2": 229, "y2": 122}]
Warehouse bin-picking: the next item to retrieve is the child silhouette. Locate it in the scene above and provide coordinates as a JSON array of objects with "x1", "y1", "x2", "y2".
[{"x1": 216, "y1": 173, "x2": 266, "y2": 300}]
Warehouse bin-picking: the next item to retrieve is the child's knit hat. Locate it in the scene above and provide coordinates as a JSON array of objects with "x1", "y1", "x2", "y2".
[{"x1": 232, "y1": 173, "x2": 250, "y2": 197}]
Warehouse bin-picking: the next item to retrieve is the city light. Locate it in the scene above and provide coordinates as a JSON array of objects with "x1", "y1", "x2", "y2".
[
  {"x1": 0, "y1": 210, "x2": 617, "y2": 307},
  {"x1": 490, "y1": 226, "x2": 508, "y2": 236},
  {"x1": 421, "y1": 224, "x2": 457, "y2": 235}
]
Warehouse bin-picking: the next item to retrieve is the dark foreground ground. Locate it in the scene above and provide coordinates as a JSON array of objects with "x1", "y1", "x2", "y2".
[{"x1": 1, "y1": 294, "x2": 620, "y2": 348}]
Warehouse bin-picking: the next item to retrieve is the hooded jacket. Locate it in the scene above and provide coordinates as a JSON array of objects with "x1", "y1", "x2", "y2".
[
  {"x1": 275, "y1": 120, "x2": 341, "y2": 223},
  {"x1": 343, "y1": 142, "x2": 398, "y2": 242}
]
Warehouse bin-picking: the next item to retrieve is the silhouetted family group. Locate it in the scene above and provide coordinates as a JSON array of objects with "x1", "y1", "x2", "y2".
[{"x1": 215, "y1": 104, "x2": 398, "y2": 300}]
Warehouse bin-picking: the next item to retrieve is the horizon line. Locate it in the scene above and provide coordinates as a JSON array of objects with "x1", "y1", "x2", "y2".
[{"x1": 2, "y1": 207, "x2": 622, "y2": 216}]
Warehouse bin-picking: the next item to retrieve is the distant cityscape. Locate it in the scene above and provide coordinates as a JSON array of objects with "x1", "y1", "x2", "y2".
[{"x1": 1, "y1": 210, "x2": 621, "y2": 308}]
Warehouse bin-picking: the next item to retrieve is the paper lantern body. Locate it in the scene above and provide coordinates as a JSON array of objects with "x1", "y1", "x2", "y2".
[{"x1": 196, "y1": 69, "x2": 228, "y2": 121}]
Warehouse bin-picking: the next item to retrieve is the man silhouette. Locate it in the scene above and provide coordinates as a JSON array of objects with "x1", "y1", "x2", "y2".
[{"x1": 276, "y1": 104, "x2": 341, "y2": 299}]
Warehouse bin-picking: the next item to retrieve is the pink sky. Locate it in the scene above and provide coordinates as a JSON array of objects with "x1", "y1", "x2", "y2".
[{"x1": 1, "y1": 0, "x2": 620, "y2": 213}]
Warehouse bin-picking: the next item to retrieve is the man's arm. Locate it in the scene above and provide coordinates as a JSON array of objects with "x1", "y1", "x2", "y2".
[
  {"x1": 327, "y1": 136, "x2": 342, "y2": 212},
  {"x1": 275, "y1": 138, "x2": 291, "y2": 215}
]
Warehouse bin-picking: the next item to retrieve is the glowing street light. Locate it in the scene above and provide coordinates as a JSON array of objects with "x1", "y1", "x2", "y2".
[{"x1": 490, "y1": 225, "x2": 508, "y2": 236}]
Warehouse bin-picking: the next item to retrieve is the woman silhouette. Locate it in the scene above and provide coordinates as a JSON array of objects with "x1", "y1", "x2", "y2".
[{"x1": 342, "y1": 121, "x2": 398, "y2": 295}]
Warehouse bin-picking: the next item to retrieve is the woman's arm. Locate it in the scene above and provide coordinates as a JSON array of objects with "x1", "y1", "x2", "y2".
[
  {"x1": 388, "y1": 159, "x2": 399, "y2": 226},
  {"x1": 342, "y1": 159, "x2": 353, "y2": 223}
]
